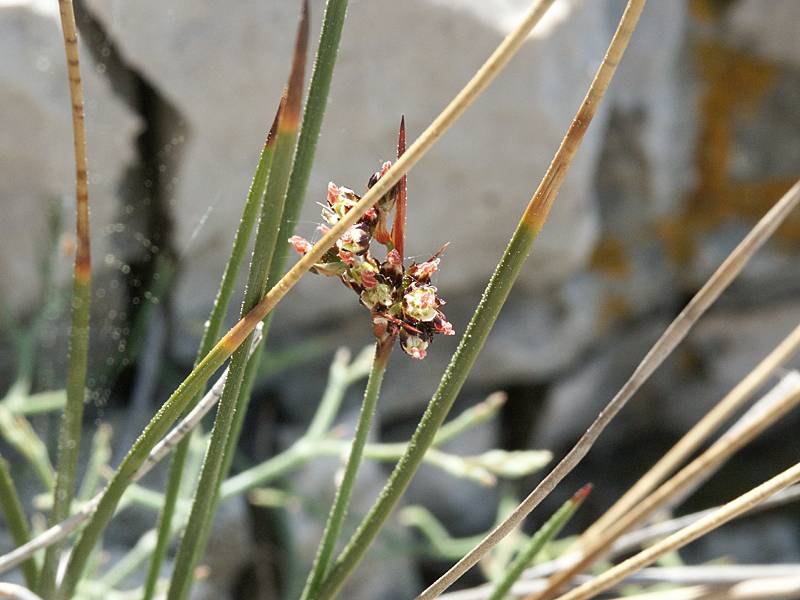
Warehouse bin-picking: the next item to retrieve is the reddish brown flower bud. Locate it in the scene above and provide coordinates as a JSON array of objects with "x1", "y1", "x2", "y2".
[
  {"x1": 289, "y1": 235, "x2": 312, "y2": 255},
  {"x1": 289, "y1": 126, "x2": 455, "y2": 360}
]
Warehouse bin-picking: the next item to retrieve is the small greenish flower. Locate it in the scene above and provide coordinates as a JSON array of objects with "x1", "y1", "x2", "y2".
[
  {"x1": 289, "y1": 125, "x2": 453, "y2": 361},
  {"x1": 361, "y1": 283, "x2": 393, "y2": 310},
  {"x1": 323, "y1": 182, "x2": 359, "y2": 225},
  {"x1": 403, "y1": 285, "x2": 439, "y2": 322},
  {"x1": 400, "y1": 332, "x2": 429, "y2": 360},
  {"x1": 336, "y1": 224, "x2": 370, "y2": 254}
]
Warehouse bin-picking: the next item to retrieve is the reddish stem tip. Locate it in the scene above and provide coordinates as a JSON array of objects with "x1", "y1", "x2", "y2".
[
  {"x1": 283, "y1": 0, "x2": 310, "y2": 129},
  {"x1": 573, "y1": 483, "x2": 593, "y2": 503},
  {"x1": 392, "y1": 116, "x2": 407, "y2": 260}
]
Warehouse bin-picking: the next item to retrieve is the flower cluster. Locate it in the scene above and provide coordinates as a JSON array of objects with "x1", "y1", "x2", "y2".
[{"x1": 289, "y1": 163, "x2": 454, "y2": 360}]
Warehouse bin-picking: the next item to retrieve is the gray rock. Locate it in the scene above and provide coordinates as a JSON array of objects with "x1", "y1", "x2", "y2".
[
  {"x1": 0, "y1": 0, "x2": 140, "y2": 314},
  {"x1": 726, "y1": 0, "x2": 800, "y2": 68},
  {"x1": 535, "y1": 300, "x2": 800, "y2": 452},
  {"x1": 82, "y1": 0, "x2": 611, "y2": 343}
]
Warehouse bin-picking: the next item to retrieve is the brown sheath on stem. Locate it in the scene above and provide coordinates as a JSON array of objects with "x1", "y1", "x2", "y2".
[{"x1": 392, "y1": 116, "x2": 407, "y2": 260}]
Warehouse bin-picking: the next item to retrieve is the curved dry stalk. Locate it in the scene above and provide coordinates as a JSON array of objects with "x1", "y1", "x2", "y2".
[
  {"x1": 0, "y1": 327, "x2": 262, "y2": 577},
  {"x1": 414, "y1": 1, "x2": 647, "y2": 596},
  {"x1": 434, "y1": 483, "x2": 800, "y2": 600},
  {"x1": 529, "y1": 374, "x2": 800, "y2": 600},
  {"x1": 551, "y1": 461, "x2": 800, "y2": 600},
  {"x1": 215, "y1": 0, "x2": 559, "y2": 353},
  {"x1": 425, "y1": 173, "x2": 800, "y2": 598},
  {"x1": 605, "y1": 576, "x2": 800, "y2": 600},
  {"x1": 0, "y1": 583, "x2": 44, "y2": 600},
  {"x1": 583, "y1": 323, "x2": 800, "y2": 542},
  {"x1": 11, "y1": 2, "x2": 564, "y2": 591},
  {"x1": 441, "y1": 566, "x2": 800, "y2": 600}
]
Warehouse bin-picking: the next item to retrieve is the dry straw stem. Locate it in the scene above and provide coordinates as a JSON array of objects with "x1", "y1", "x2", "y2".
[
  {"x1": 518, "y1": 482, "x2": 800, "y2": 585},
  {"x1": 442, "y1": 568, "x2": 800, "y2": 600},
  {"x1": 426, "y1": 170, "x2": 800, "y2": 597},
  {"x1": 606, "y1": 576, "x2": 800, "y2": 600},
  {"x1": 34, "y1": 5, "x2": 560, "y2": 576},
  {"x1": 0, "y1": 583, "x2": 44, "y2": 600},
  {"x1": 529, "y1": 374, "x2": 800, "y2": 600},
  {"x1": 216, "y1": 0, "x2": 558, "y2": 353},
  {"x1": 552, "y1": 460, "x2": 800, "y2": 600},
  {"x1": 415, "y1": 1, "x2": 646, "y2": 596},
  {"x1": 583, "y1": 323, "x2": 800, "y2": 542},
  {"x1": 441, "y1": 485, "x2": 800, "y2": 600},
  {"x1": 40, "y1": 0, "x2": 92, "y2": 594},
  {"x1": 0, "y1": 328, "x2": 263, "y2": 577}
]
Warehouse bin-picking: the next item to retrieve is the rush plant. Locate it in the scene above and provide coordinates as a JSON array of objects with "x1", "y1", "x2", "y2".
[{"x1": 2, "y1": 1, "x2": 800, "y2": 600}]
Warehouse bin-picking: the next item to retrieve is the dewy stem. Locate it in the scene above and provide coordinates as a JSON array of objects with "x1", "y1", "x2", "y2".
[
  {"x1": 32, "y1": 0, "x2": 556, "y2": 591},
  {"x1": 318, "y1": 0, "x2": 639, "y2": 595},
  {"x1": 302, "y1": 341, "x2": 392, "y2": 600},
  {"x1": 142, "y1": 103, "x2": 282, "y2": 600},
  {"x1": 487, "y1": 486, "x2": 589, "y2": 600},
  {"x1": 40, "y1": 0, "x2": 92, "y2": 594}
]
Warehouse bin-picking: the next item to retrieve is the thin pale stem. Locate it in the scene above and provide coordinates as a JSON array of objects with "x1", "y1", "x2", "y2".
[
  {"x1": 40, "y1": 0, "x2": 92, "y2": 594},
  {"x1": 142, "y1": 93, "x2": 284, "y2": 600},
  {"x1": 583, "y1": 323, "x2": 800, "y2": 542},
  {"x1": 518, "y1": 483, "x2": 800, "y2": 585},
  {"x1": 424, "y1": 178, "x2": 800, "y2": 597},
  {"x1": 488, "y1": 487, "x2": 589, "y2": 600},
  {"x1": 0, "y1": 583, "x2": 44, "y2": 600},
  {"x1": 7, "y1": 0, "x2": 561, "y2": 587},
  {"x1": 0, "y1": 397, "x2": 55, "y2": 491},
  {"x1": 530, "y1": 375, "x2": 800, "y2": 600},
  {"x1": 320, "y1": 2, "x2": 638, "y2": 597},
  {"x1": 552, "y1": 461, "x2": 800, "y2": 600},
  {"x1": 166, "y1": 8, "x2": 309, "y2": 600},
  {"x1": 302, "y1": 342, "x2": 392, "y2": 600}
]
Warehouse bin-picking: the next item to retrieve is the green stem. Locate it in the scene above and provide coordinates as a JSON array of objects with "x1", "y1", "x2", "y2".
[
  {"x1": 0, "y1": 458, "x2": 38, "y2": 587},
  {"x1": 306, "y1": 348, "x2": 368, "y2": 440},
  {"x1": 0, "y1": 393, "x2": 55, "y2": 491},
  {"x1": 39, "y1": 275, "x2": 90, "y2": 596},
  {"x1": 166, "y1": 12, "x2": 309, "y2": 599},
  {"x1": 318, "y1": 223, "x2": 539, "y2": 598},
  {"x1": 142, "y1": 107, "x2": 279, "y2": 600},
  {"x1": 40, "y1": 0, "x2": 93, "y2": 591},
  {"x1": 165, "y1": 1, "x2": 353, "y2": 590},
  {"x1": 6, "y1": 389, "x2": 66, "y2": 416},
  {"x1": 318, "y1": 0, "x2": 636, "y2": 588},
  {"x1": 433, "y1": 392, "x2": 506, "y2": 447},
  {"x1": 220, "y1": 346, "x2": 369, "y2": 498},
  {"x1": 302, "y1": 341, "x2": 391, "y2": 600},
  {"x1": 488, "y1": 487, "x2": 589, "y2": 600},
  {"x1": 98, "y1": 529, "x2": 157, "y2": 591},
  {"x1": 56, "y1": 341, "x2": 230, "y2": 600},
  {"x1": 399, "y1": 506, "x2": 485, "y2": 560},
  {"x1": 217, "y1": 0, "x2": 352, "y2": 498},
  {"x1": 268, "y1": 0, "x2": 350, "y2": 287},
  {"x1": 77, "y1": 424, "x2": 112, "y2": 503}
]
